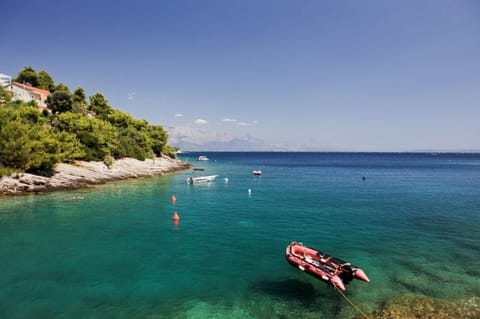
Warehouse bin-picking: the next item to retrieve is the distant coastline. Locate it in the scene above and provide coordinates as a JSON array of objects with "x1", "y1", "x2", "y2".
[{"x1": 0, "y1": 155, "x2": 190, "y2": 196}]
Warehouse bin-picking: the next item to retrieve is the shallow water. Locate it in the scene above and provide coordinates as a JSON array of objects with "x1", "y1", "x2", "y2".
[{"x1": 1, "y1": 152, "x2": 479, "y2": 318}]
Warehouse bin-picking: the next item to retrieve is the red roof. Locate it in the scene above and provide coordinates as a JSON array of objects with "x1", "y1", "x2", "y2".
[{"x1": 13, "y1": 82, "x2": 51, "y2": 95}]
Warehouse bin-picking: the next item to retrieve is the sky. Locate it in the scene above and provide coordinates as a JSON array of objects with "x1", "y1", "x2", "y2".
[{"x1": 1, "y1": 0, "x2": 479, "y2": 151}]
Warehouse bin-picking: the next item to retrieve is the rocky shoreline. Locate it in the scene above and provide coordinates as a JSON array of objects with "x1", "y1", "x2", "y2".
[{"x1": 0, "y1": 156, "x2": 190, "y2": 196}]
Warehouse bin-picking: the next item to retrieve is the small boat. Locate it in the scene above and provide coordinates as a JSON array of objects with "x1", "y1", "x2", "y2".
[
  {"x1": 198, "y1": 155, "x2": 209, "y2": 161},
  {"x1": 252, "y1": 170, "x2": 262, "y2": 176},
  {"x1": 186, "y1": 175, "x2": 219, "y2": 184},
  {"x1": 193, "y1": 168, "x2": 205, "y2": 171},
  {"x1": 285, "y1": 242, "x2": 369, "y2": 291}
]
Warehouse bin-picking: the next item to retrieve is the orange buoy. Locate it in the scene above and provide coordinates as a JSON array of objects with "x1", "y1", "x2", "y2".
[
  {"x1": 172, "y1": 212, "x2": 180, "y2": 222},
  {"x1": 171, "y1": 195, "x2": 177, "y2": 204}
]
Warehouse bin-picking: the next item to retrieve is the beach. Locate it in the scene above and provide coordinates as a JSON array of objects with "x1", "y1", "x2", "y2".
[{"x1": 0, "y1": 155, "x2": 190, "y2": 196}]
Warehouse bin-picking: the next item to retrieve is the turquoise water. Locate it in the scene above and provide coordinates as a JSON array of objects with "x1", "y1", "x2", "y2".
[{"x1": 1, "y1": 152, "x2": 479, "y2": 318}]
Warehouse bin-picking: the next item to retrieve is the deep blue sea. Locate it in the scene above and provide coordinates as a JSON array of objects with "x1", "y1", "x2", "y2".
[{"x1": 1, "y1": 152, "x2": 479, "y2": 318}]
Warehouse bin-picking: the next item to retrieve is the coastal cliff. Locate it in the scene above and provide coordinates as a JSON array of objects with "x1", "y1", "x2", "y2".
[{"x1": 0, "y1": 155, "x2": 190, "y2": 196}]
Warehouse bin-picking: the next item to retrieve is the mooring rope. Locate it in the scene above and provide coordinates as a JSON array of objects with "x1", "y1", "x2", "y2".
[{"x1": 334, "y1": 286, "x2": 372, "y2": 319}]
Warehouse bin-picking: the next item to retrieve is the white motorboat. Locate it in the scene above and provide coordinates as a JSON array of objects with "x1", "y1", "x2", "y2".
[
  {"x1": 198, "y1": 155, "x2": 209, "y2": 161},
  {"x1": 252, "y1": 170, "x2": 262, "y2": 176},
  {"x1": 186, "y1": 175, "x2": 219, "y2": 184}
]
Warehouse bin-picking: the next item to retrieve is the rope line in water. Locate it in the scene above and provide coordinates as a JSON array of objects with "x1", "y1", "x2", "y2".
[{"x1": 334, "y1": 287, "x2": 372, "y2": 319}]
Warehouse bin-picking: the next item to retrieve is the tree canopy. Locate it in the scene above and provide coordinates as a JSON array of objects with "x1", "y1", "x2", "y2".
[
  {"x1": 0, "y1": 105, "x2": 84, "y2": 172},
  {"x1": 15, "y1": 66, "x2": 39, "y2": 87},
  {"x1": 72, "y1": 88, "x2": 87, "y2": 109},
  {"x1": 88, "y1": 93, "x2": 112, "y2": 118},
  {"x1": 46, "y1": 90, "x2": 73, "y2": 114},
  {"x1": 38, "y1": 71, "x2": 55, "y2": 91}
]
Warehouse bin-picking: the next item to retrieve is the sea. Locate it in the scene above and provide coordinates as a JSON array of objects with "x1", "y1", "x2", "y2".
[{"x1": 0, "y1": 152, "x2": 479, "y2": 319}]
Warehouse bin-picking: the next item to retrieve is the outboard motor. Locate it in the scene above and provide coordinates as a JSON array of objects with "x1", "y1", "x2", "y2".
[{"x1": 339, "y1": 264, "x2": 354, "y2": 284}]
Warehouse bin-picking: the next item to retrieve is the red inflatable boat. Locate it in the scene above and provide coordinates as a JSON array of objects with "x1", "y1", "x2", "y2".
[{"x1": 285, "y1": 242, "x2": 370, "y2": 291}]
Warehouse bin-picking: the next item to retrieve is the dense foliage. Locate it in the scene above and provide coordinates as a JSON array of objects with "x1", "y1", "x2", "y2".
[{"x1": 0, "y1": 67, "x2": 177, "y2": 177}]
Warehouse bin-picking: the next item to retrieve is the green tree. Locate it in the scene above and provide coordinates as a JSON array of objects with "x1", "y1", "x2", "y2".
[
  {"x1": 162, "y1": 145, "x2": 178, "y2": 159},
  {"x1": 54, "y1": 131, "x2": 86, "y2": 162},
  {"x1": 46, "y1": 91, "x2": 73, "y2": 114},
  {"x1": 54, "y1": 112, "x2": 118, "y2": 161},
  {"x1": 88, "y1": 93, "x2": 112, "y2": 118},
  {"x1": 0, "y1": 106, "x2": 82, "y2": 172},
  {"x1": 53, "y1": 83, "x2": 71, "y2": 94},
  {"x1": 18, "y1": 104, "x2": 48, "y2": 124},
  {"x1": 37, "y1": 70, "x2": 55, "y2": 91},
  {"x1": 28, "y1": 130, "x2": 62, "y2": 171},
  {"x1": 0, "y1": 119, "x2": 36, "y2": 169},
  {"x1": 0, "y1": 119, "x2": 59, "y2": 171},
  {"x1": 115, "y1": 126, "x2": 152, "y2": 160},
  {"x1": 105, "y1": 109, "x2": 133, "y2": 128},
  {"x1": 72, "y1": 87, "x2": 87, "y2": 109},
  {"x1": 0, "y1": 104, "x2": 46, "y2": 126},
  {"x1": 147, "y1": 125, "x2": 168, "y2": 156},
  {"x1": 15, "y1": 66, "x2": 39, "y2": 87}
]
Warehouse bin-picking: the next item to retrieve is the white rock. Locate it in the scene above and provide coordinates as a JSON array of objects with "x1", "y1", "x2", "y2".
[{"x1": 0, "y1": 156, "x2": 189, "y2": 196}]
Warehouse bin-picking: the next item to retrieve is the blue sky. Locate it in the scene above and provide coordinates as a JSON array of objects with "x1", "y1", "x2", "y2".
[{"x1": 1, "y1": 0, "x2": 479, "y2": 151}]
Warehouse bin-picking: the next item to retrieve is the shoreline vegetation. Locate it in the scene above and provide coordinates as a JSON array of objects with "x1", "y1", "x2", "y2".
[
  {"x1": 1, "y1": 66, "x2": 182, "y2": 191},
  {"x1": 0, "y1": 155, "x2": 190, "y2": 196}
]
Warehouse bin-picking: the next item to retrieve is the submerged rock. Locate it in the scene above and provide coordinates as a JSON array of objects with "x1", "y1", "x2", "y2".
[{"x1": 362, "y1": 295, "x2": 480, "y2": 319}]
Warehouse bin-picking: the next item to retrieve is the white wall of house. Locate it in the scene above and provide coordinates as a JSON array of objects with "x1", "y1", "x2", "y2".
[
  {"x1": 8, "y1": 83, "x2": 48, "y2": 107},
  {"x1": 1, "y1": 73, "x2": 50, "y2": 108}
]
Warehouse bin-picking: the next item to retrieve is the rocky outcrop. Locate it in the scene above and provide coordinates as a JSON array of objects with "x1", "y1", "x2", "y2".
[{"x1": 0, "y1": 156, "x2": 190, "y2": 195}]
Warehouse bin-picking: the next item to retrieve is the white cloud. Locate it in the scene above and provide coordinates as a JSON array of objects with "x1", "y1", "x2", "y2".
[
  {"x1": 237, "y1": 120, "x2": 259, "y2": 127},
  {"x1": 194, "y1": 118, "x2": 208, "y2": 125},
  {"x1": 222, "y1": 118, "x2": 237, "y2": 122},
  {"x1": 175, "y1": 113, "x2": 184, "y2": 117},
  {"x1": 127, "y1": 92, "x2": 136, "y2": 100}
]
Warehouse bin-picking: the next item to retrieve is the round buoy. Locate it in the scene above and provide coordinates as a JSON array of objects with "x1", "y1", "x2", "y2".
[
  {"x1": 172, "y1": 212, "x2": 180, "y2": 222},
  {"x1": 171, "y1": 195, "x2": 177, "y2": 203}
]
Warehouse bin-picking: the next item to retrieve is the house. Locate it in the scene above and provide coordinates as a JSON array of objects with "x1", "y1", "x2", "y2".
[
  {"x1": 1, "y1": 72, "x2": 51, "y2": 109},
  {"x1": 7, "y1": 82, "x2": 51, "y2": 108},
  {"x1": 1, "y1": 73, "x2": 51, "y2": 110}
]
